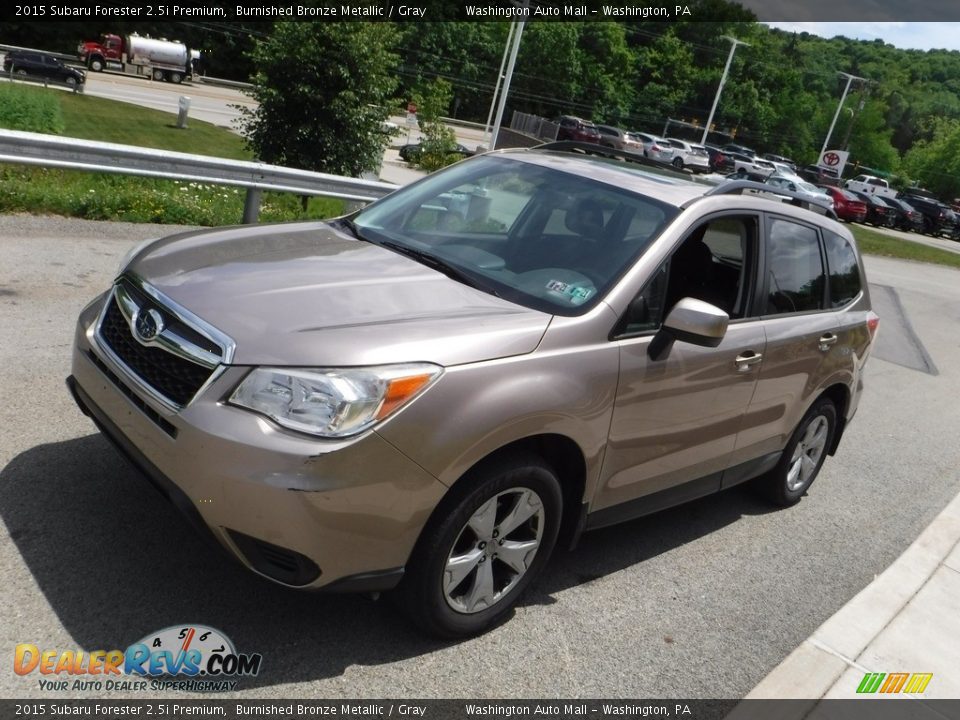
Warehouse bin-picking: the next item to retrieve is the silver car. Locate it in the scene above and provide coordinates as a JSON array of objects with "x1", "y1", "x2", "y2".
[{"x1": 69, "y1": 148, "x2": 878, "y2": 638}]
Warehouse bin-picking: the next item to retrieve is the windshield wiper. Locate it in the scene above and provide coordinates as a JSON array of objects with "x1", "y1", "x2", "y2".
[
  {"x1": 335, "y1": 217, "x2": 367, "y2": 242},
  {"x1": 380, "y1": 240, "x2": 497, "y2": 295}
]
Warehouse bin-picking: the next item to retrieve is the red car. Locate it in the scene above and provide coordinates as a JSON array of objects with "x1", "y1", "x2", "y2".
[
  {"x1": 820, "y1": 186, "x2": 867, "y2": 223},
  {"x1": 554, "y1": 116, "x2": 601, "y2": 144}
]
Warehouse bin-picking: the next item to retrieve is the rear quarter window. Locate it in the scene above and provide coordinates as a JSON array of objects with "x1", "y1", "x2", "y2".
[{"x1": 823, "y1": 230, "x2": 862, "y2": 307}]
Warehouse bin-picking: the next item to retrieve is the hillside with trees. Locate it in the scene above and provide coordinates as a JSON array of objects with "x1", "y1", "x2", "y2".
[{"x1": 6, "y1": 7, "x2": 960, "y2": 194}]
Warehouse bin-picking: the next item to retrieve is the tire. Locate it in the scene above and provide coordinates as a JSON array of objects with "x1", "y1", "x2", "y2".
[
  {"x1": 672, "y1": 157, "x2": 684, "y2": 169},
  {"x1": 65, "y1": 76, "x2": 77, "y2": 87},
  {"x1": 170, "y1": 72, "x2": 182, "y2": 84},
  {"x1": 395, "y1": 453, "x2": 563, "y2": 638},
  {"x1": 15, "y1": 68, "x2": 27, "y2": 76},
  {"x1": 89, "y1": 58, "x2": 104, "y2": 72},
  {"x1": 754, "y1": 398, "x2": 837, "y2": 507},
  {"x1": 152, "y1": 68, "x2": 164, "y2": 81}
]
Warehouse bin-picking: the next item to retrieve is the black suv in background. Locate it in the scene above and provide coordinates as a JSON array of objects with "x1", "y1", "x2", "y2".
[
  {"x1": 898, "y1": 188, "x2": 958, "y2": 237},
  {"x1": 3, "y1": 50, "x2": 85, "y2": 86}
]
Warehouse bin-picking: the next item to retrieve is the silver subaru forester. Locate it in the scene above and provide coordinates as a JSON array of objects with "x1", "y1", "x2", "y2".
[{"x1": 69, "y1": 147, "x2": 878, "y2": 637}]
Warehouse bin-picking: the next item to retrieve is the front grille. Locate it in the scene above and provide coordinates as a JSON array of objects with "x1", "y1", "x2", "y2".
[
  {"x1": 87, "y1": 350, "x2": 177, "y2": 437},
  {"x1": 97, "y1": 281, "x2": 220, "y2": 407}
]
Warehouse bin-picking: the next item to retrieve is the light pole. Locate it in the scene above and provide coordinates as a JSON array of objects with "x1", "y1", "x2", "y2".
[
  {"x1": 481, "y1": 21, "x2": 516, "y2": 151},
  {"x1": 821, "y1": 72, "x2": 864, "y2": 157},
  {"x1": 700, "y1": 36, "x2": 749, "y2": 146},
  {"x1": 489, "y1": 15, "x2": 526, "y2": 151}
]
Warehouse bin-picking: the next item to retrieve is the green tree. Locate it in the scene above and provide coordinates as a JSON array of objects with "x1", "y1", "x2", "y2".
[
  {"x1": 238, "y1": 22, "x2": 399, "y2": 177},
  {"x1": 902, "y1": 119, "x2": 960, "y2": 199},
  {"x1": 411, "y1": 78, "x2": 460, "y2": 171}
]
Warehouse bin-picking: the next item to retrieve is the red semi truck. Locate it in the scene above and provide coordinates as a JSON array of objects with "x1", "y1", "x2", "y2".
[{"x1": 77, "y1": 33, "x2": 196, "y2": 83}]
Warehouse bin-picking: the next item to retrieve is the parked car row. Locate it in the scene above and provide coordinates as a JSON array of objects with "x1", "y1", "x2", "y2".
[{"x1": 555, "y1": 117, "x2": 718, "y2": 174}]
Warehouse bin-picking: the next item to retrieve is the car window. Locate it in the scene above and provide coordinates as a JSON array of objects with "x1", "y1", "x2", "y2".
[
  {"x1": 619, "y1": 215, "x2": 755, "y2": 336},
  {"x1": 823, "y1": 230, "x2": 862, "y2": 308},
  {"x1": 765, "y1": 218, "x2": 825, "y2": 315}
]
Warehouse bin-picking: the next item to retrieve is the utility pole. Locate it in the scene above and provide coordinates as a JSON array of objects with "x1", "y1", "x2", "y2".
[
  {"x1": 821, "y1": 72, "x2": 865, "y2": 157},
  {"x1": 700, "y1": 36, "x2": 749, "y2": 146}
]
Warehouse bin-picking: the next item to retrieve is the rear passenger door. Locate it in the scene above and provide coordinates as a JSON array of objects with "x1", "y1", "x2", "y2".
[{"x1": 732, "y1": 214, "x2": 840, "y2": 469}]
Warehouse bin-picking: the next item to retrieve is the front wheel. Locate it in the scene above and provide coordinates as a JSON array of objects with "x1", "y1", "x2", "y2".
[
  {"x1": 396, "y1": 453, "x2": 563, "y2": 638},
  {"x1": 754, "y1": 398, "x2": 836, "y2": 506},
  {"x1": 65, "y1": 76, "x2": 77, "y2": 87},
  {"x1": 89, "y1": 58, "x2": 104, "y2": 72}
]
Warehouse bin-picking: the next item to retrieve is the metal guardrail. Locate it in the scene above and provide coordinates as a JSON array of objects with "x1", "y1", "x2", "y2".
[{"x1": 0, "y1": 129, "x2": 398, "y2": 223}]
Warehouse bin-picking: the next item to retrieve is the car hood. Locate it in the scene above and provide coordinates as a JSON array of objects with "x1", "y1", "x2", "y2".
[{"x1": 128, "y1": 221, "x2": 551, "y2": 367}]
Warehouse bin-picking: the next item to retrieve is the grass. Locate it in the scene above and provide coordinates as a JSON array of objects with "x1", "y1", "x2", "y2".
[
  {"x1": 57, "y1": 92, "x2": 251, "y2": 160},
  {"x1": 849, "y1": 225, "x2": 960, "y2": 270},
  {"x1": 0, "y1": 85, "x2": 65, "y2": 134},
  {"x1": 0, "y1": 85, "x2": 345, "y2": 224}
]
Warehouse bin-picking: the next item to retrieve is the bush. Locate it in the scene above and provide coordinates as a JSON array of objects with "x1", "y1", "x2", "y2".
[{"x1": 0, "y1": 84, "x2": 65, "y2": 134}]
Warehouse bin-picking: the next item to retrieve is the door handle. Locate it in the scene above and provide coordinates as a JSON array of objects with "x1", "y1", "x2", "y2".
[
  {"x1": 735, "y1": 351, "x2": 763, "y2": 372},
  {"x1": 819, "y1": 333, "x2": 838, "y2": 352}
]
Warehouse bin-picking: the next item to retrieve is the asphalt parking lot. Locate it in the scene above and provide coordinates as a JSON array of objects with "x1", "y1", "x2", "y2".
[{"x1": 1, "y1": 214, "x2": 959, "y2": 700}]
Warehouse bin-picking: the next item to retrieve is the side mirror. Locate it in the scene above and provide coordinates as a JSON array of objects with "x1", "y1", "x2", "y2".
[{"x1": 648, "y1": 297, "x2": 729, "y2": 361}]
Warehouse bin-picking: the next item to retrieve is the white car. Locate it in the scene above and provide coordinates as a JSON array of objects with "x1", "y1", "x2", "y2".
[
  {"x1": 729, "y1": 153, "x2": 776, "y2": 179},
  {"x1": 845, "y1": 174, "x2": 897, "y2": 200},
  {"x1": 666, "y1": 139, "x2": 711, "y2": 173},
  {"x1": 632, "y1": 132, "x2": 676, "y2": 163}
]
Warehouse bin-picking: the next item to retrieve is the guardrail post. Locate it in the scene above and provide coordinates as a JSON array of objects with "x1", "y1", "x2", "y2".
[{"x1": 242, "y1": 188, "x2": 261, "y2": 224}]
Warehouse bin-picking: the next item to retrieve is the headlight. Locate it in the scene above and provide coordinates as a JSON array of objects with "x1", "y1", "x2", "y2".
[
  {"x1": 117, "y1": 237, "x2": 158, "y2": 275},
  {"x1": 229, "y1": 363, "x2": 442, "y2": 438}
]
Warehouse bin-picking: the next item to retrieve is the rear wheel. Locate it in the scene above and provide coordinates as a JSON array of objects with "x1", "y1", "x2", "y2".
[
  {"x1": 396, "y1": 453, "x2": 562, "y2": 638},
  {"x1": 672, "y1": 157, "x2": 684, "y2": 169},
  {"x1": 169, "y1": 71, "x2": 182, "y2": 84},
  {"x1": 754, "y1": 398, "x2": 836, "y2": 507},
  {"x1": 152, "y1": 68, "x2": 164, "y2": 81}
]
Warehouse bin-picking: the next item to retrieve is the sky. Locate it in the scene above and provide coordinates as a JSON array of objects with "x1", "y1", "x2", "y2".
[{"x1": 765, "y1": 23, "x2": 960, "y2": 52}]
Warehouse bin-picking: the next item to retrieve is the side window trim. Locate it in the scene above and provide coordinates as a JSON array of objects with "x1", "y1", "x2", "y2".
[{"x1": 759, "y1": 213, "x2": 829, "y2": 318}]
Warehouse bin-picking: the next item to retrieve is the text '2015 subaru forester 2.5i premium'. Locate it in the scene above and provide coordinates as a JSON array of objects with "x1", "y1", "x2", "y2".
[{"x1": 69, "y1": 145, "x2": 879, "y2": 638}]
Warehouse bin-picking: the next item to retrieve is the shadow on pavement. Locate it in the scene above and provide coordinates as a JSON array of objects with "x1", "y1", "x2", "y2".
[{"x1": 1, "y1": 433, "x2": 775, "y2": 687}]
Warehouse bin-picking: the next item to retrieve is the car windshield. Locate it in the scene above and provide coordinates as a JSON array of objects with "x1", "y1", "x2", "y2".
[{"x1": 352, "y1": 155, "x2": 678, "y2": 315}]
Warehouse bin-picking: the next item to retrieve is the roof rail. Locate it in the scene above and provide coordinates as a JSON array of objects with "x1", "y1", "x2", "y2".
[{"x1": 693, "y1": 179, "x2": 839, "y2": 220}]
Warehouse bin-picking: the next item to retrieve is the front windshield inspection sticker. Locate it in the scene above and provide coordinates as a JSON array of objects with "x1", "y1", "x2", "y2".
[
  {"x1": 546, "y1": 280, "x2": 594, "y2": 305},
  {"x1": 14, "y1": 624, "x2": 262, "y2": 693}
]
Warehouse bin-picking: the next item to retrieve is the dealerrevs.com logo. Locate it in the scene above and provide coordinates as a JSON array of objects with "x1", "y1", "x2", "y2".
[{"x1": 14, "y1": 625, "x2": 262, "y2": 692}]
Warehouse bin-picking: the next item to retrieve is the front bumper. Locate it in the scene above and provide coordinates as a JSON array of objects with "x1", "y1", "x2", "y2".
[{"x1": 69, "y1": 295, "x2": 448, "y2": 591}]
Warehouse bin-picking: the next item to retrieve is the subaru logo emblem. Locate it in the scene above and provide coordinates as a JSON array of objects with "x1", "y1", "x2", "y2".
[{"x1": 134, "y1": 308, "x2": 164, "y2": 343}]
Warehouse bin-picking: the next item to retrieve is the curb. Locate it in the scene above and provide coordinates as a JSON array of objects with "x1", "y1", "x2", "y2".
[{"x1": 743, "y1": 487, "x2": 960, "y2": 704}]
